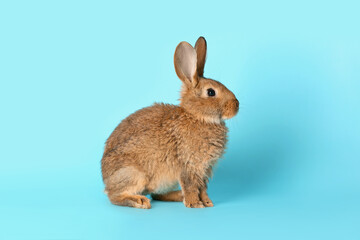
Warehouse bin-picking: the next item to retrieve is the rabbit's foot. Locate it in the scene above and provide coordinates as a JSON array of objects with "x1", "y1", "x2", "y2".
[
  {"x1": 200, "y1": 190, "x2": 214, "y2": 207},
  {"x1": 184, "y1": 196, "x2": 205, "y2": 208},
  {"x1": 184, "y1": 200, "x2": 205, "y2": 208},
  {"x1": 151, "y1": 190, "x2": 183, "y2": 202},
  {"x1": 201, "y1": 198, "x2": 214, "y2": 207},
  {"x1": 109, "y1": 194, "x2": 151, "y2": 209}
]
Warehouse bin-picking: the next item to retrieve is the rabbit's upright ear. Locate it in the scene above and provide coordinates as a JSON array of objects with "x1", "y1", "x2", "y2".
[
  {"x1": 195, "y1": 37, "x2": 207, "y2": 77},
  {"x1": 174, "y1": 41, "x2": 198, "y2": 87}
]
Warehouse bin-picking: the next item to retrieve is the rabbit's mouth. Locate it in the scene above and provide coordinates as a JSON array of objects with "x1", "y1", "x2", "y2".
[{"x1": 222, "y1": 99, "x2": 239, "y2": 120}]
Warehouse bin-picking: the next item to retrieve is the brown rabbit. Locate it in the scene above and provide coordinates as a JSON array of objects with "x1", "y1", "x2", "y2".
[{"x1": 101, "y1": 37, "x2": 239, "y2": 209}]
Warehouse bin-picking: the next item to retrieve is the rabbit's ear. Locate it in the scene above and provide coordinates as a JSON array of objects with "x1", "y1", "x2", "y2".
[
  {"x1": 174, "y1": 41, "x2": 198, "y2": 87},
  {"x1": 195, "y1": 37, "x2": 207, "y2": 77}
]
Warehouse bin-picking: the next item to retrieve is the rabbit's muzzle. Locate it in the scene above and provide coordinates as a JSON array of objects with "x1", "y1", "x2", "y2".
[{"x1": 222, "y1": 99, "x2": 239, "y2": 120}]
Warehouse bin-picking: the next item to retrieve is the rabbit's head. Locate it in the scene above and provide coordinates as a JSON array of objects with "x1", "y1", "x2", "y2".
[{"x1": 174, "y1": 37, "x2": 239, "y2": 124}]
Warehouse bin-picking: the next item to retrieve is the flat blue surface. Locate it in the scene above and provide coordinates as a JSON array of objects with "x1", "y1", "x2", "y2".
[{"x1": 1, "y1": 0, "x2": 359, "y2": 239}]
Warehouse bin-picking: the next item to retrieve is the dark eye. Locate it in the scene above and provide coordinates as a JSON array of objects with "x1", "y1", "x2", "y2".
[{"x1": 207, "y1": 88, "x2": 216, "y2": 97}]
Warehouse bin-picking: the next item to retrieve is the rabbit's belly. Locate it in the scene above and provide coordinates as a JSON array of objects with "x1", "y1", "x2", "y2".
[{"x1": 147, "y1": 173, "x2": 179, "y2": 194}]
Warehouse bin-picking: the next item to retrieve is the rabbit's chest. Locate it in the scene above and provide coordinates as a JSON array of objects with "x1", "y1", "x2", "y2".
[
  {"x1": 180, "y1": 124, "x2": 228, "y2": 163},
  {"x1": 199, "y1": 134, "x2": 227, "y2": 161}
]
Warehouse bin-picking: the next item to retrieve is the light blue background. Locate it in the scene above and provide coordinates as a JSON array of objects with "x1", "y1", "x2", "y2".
[{"x1": 1, "y1": 0, "x2": 359, "y2": 239}]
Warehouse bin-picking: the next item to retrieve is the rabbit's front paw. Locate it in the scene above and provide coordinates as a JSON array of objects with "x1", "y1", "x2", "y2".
[
  {"x1": 200, "y1": 195, "x2": 214, "y2": 207},
  {"x1": 202, "y1": 198, "x2": 214, "y2": 207},
  {"x1": 184, "y1": 200, "x2": 205, "y2": 208},
  {"x1": 200, "y1": 189, "x2": 214, "y2": 207}
]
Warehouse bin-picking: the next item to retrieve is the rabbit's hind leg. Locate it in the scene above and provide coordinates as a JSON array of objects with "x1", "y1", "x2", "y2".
[
  {"x1": 151, "y1": 190, "x2": 183, "y2": 202},
  {"x1": 104, "y1": 166, "x2": 151, "y2": 209},
  {"x1": 108, "y1": 193, "x2": 151, "y2": 209}
]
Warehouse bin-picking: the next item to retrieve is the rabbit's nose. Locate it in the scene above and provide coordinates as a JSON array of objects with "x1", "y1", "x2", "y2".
[
  {"x1": 230, "y1": 99, "x2": 239, "y2": 113},
  {"x1": 234, "y1": 99, "x2": 239, "y2": 109}
]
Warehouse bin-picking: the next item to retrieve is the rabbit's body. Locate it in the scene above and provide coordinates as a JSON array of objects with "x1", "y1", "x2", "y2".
[
  {"x1": 102, "y1": 103, "x2": 227, "y2": 193},
  {"x1": 101, "y1": 37, "x2": 238, "y2": 209}
]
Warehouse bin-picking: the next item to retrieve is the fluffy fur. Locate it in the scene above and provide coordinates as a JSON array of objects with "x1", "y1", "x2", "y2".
[{"x1": 101, "y1": 37, "x2": 239, "y2": 209}]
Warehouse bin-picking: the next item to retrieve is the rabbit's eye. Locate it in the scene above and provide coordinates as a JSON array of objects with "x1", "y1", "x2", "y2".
[{"x1": 207, "y1": 88, "x2": 216, "y2": 97}]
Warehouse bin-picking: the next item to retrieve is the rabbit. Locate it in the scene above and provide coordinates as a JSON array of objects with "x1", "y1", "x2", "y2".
[{"x1": 101, "y1": 37, "x2": 239, "y2": 209}]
